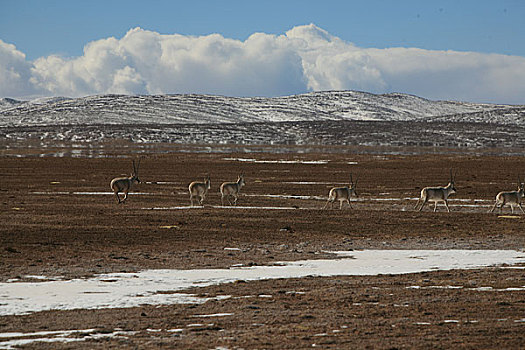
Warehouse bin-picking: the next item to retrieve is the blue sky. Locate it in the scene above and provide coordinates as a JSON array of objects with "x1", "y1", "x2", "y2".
[
  {"x1": 2, "y1": 0, "x2": 524, "y2": 59},
  {"x1": 1, "y1": 0, "x2": 525, "y2": 103}
]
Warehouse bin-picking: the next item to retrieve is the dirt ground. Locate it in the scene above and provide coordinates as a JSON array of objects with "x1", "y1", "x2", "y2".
[{"x1": 1, "y1": 143, "x2": 524, "y2": 349}]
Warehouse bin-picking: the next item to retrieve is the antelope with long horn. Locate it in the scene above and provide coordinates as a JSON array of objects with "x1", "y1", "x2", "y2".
[
  {"x1": 414, "y1": 170, "x2": 457, "y2": 212},
  {"x1": 189, "y1": 174, "x2": 211, "y2": 206},
  {"x1": 220, "y1": 174, "x2": 245, "y2": 206},
  {"x1": 110, "y1": 159, "x2": 141, "y2": 204},
  {"x1": 323, "y1": 174, "x2": 358, "y2": 209},
  {"x1": 489, "y1": 176, "x2": 525, "y2": 214}
]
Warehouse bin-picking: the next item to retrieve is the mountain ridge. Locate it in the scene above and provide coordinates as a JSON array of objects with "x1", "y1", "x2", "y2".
[{"x1": 1, "y1": 91, "x2": 523, "y2": 127}]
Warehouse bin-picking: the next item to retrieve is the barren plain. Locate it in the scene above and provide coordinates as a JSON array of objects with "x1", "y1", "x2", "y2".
[{"x1": 1, "y1": 138, "x2": 524, "y2": 349}]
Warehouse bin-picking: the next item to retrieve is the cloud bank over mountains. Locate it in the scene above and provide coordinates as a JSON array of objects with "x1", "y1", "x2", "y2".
[{"x1": 1, "y1": 24, "x2": 525, "y2": 104}]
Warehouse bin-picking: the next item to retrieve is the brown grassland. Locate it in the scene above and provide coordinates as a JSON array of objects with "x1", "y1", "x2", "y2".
[{"x1": 1, "y1": 143, "x2": 524, "y2": 349}]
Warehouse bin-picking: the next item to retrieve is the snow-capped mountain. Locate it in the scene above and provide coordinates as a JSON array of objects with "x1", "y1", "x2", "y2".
[
  {"x1": 1, "y1": 91, "x2": 522, "y2": 127},
  {"x1": 0, "y1": 98, "x2": 24, "y2": 111}
]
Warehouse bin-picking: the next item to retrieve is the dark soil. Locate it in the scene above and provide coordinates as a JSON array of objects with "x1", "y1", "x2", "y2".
[{"x1": 1, "y1": 143, "x2": 524, "y2": 349}]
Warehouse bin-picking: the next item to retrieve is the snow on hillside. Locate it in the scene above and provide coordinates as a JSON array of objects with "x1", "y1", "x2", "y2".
[
  {"x1": 0, "y1": 91, "x2": 521, "y2": 127},
  {"x1": 0, "y1": 98, "x2": 24, "y2": 111}
]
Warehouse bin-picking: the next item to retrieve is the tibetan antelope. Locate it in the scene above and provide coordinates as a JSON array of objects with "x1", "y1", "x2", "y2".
[
  {"x1": 189, "y1": 174, "x2": 211, "y2": 206},
  {"x1": 110, "y1": 159, "x2": 141, "y2": 204},
  {"x1": 489, "y1": 176, "x2": 525, "y2": 214},
  {"x1": 414, "y1": 170, "x2": 457, "y2": 212},
  {"x1": 323, "y1": 174, "x2": 358, "y2": 209},
  {"x1": 220, "y1": 174, "x2": 245, "y2": 206}
]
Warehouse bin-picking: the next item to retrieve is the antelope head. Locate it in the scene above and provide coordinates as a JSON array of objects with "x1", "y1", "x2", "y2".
[
  {"x1": 238, "y1": 173, "x2": 246, "y2": 187},
  {"x1": 205, "y1": 174, "x2": 211, "y2": 190},
  {"x1": 350, "y1": 173, "x2": 358, "y2": 197},
  {"x1": 448, "y1": 169, "x2": 457, "y2": 194},
  {"x1": 132, "y1": 159, "x2": 141, "y2": 184}
]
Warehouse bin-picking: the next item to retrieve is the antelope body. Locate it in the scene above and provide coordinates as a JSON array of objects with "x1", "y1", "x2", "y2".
[
  {"x1": 110, "y1": 159, "x2": 141, "y2": 204},
  {"x1": 189, "y1": 175, "x2": 211, "y2": 206},
  {"x1": 220, "y1": 175, "x2": 245, "y2": 206},
  {"x1": 490, "y1": 178, "x2": 525, "y2": 214},
  {"x1": 414, "y1": 171, "x2": 457, "y2": 212},
  {"x1": 323, "y1": 175, "x2": 358, "y2": 209}
]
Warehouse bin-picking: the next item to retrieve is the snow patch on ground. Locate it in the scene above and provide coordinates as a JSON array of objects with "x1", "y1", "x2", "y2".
[{"x1": 0, "y1": 250, "x2": 523, "y2": 316}]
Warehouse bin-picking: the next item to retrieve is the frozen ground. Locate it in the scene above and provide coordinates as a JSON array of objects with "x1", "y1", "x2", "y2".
[
  {"x1": 2, "y1": 150, "x2": 525, "y2": 349},
  {"x1": 3, "y1": 120, "x2": 525, "y2": 154},
  {"x1": 1, "y1": 250, "x2": 523, "y2": 316}
]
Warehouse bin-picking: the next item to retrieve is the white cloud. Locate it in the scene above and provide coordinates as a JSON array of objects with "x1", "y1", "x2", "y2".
[
  {"x1": 0, "y1": 40, "x2": 42, "y2": 97},
  {"x1": 1, "y1": 24, "x2": 525, "y2": 104}
]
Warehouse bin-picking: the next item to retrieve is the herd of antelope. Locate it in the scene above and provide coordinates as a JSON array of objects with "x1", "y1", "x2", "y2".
[{"x1": 110, "y1": 161, "x2": 525, "y2": 214}]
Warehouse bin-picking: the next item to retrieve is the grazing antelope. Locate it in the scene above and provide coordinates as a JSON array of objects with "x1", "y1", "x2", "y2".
[
  {"x1": 323, "y1": 174, "x2": 358, "y2": 209},
  {"x1": 189, "y1": 174, "x2": 211, "y2": 206},
  {"x1": 220, "y1": 174, "x2": 245, "y2": 206},
  {"x1": 110, "y1": 159, "x2": 141, "y2": 204},
  {"x1": 414, "y1": 170, "x2": 457, "y2": 212},
  {"x1": 489, "y1": 176, "x2": 525, "y2": 214}
]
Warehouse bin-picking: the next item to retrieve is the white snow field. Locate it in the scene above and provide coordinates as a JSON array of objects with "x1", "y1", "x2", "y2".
[{"x1": 1, "y1": 250, "x2": 523, "y2": 316}]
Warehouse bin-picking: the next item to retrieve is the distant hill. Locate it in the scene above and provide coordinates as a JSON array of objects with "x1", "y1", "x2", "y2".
[
  {"x1": 1, "y1": 91, "x2": 523, "y2": 127},
  {"x1": 0, "y1": 98, "x2": 24, "y2": 111}
]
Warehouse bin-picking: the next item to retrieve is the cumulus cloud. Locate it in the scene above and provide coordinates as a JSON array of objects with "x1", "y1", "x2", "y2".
[
  {"x1": 1, "y1": 24, "x2": 525, "y2": 104},
  {"x1": 0, "y1": 40, "x2": 43, "y2": 97}
]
